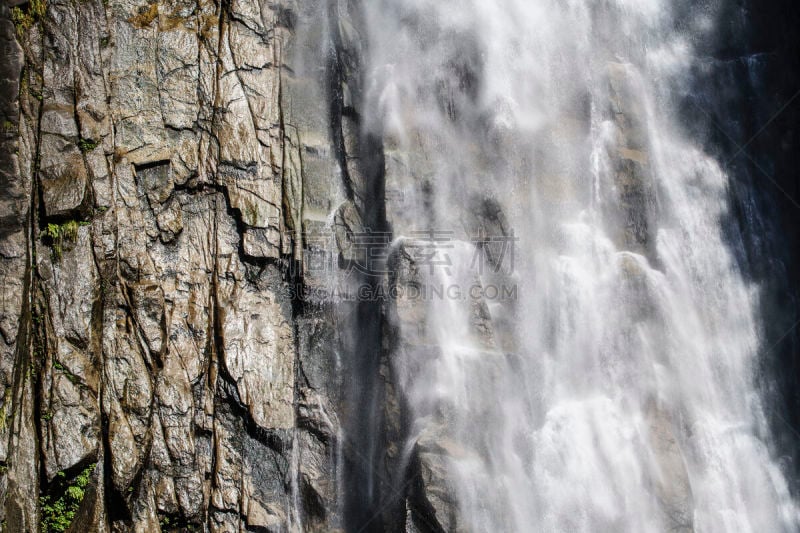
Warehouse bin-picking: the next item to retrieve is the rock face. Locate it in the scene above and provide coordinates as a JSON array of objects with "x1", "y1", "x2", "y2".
[{"x1": 0, "y1": 0, "x2": 359, "y2": 530}]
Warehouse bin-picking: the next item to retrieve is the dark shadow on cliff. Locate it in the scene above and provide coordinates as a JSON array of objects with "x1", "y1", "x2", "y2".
[{"x1": 676, "y1": 0, "x2": 800, "y2": 494}]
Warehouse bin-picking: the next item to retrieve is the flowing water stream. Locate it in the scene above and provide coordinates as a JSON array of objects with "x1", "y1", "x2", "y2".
[{"x1": 356, "y1": 0, "x2": 800, "y2": 530}]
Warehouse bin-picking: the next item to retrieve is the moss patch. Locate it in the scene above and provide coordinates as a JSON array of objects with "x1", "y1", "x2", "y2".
[
  {"x1": 77, "y1": 138, "x2": 99, "y2": 153},
  {"x1": 40, "y1": 463, "x2": 95, "y2": 533},
  {"x1": 41, "y1": 220, "x2": 89, "y2": 261},
  {"x1": 10, "y1": 0, "x2": 47, "y2": 38}
]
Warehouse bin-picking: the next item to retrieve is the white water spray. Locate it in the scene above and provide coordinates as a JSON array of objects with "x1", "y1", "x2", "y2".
[{"x1": 364, "y1": 0, "x2": 800, "y2": 531}]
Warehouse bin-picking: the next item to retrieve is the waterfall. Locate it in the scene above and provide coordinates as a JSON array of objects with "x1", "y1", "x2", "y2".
[{"x1": 359, "y1": 0, "x2": 800, "y2": 530}]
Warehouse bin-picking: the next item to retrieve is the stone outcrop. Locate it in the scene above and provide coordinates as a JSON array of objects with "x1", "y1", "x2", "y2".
[{"x1": 602, "y1": 62, "x2": 656, "y2": 257}]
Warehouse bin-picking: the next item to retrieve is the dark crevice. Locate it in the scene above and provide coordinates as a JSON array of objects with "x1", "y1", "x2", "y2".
[{"x1": 326, "y1": 2, "x2": 398, "y2": 531}]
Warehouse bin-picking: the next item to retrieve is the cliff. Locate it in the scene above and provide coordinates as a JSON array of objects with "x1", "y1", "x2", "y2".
[
  {"x1": 0, "y1": 0, "x2": 368, "y2": 530},
  {"x1": 1, "y1": 0, "x2": 799, "y2": 532}
]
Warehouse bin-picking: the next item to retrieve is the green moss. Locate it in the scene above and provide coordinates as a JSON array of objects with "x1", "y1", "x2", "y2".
[
  {"x1": 158, "y1": 515, "x2": 198, "y2": 532},
  {"x1": 11, "y1": 0, "x2": 47, "y2": 38},
  {"x1": 77, "y1": 138, "x2": 99, "y2": 153},
  {"x1": 53, "y1": 360, "x2": 83, "y2": 387},
  {"x1": 40, "y1": 463, "x2": 95, "y2": 533},
  {"x1": 31, "y1": 0, "x2": 46, "y2": 20},
  {"x1": 10, "y1": 7, "x2": 30, "y2": 37},
  {"x1": 41, "y1": 220, "x2": 88, "y2": 261}
]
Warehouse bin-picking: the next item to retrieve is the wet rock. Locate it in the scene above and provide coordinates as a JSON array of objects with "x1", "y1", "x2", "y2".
[
  {"x1": 407, "y1": 427, "x2": 461, "y2": 533},
  {"x1": 388, "y1": 236, "x2": 511, "y2": 531},
  {"x1": 333, "y1": 199, "x2": 365, "y2": 265},
  {"x1": 604, "y1": 62, "x2": 656, "y2": 254},
  {"x1": 645, "y1": 402, "x2": 694, "y2": 532}
]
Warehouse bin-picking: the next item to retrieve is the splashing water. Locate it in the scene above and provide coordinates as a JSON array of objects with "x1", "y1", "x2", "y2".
[{"x1": 363, "y1": 0, "x2": 799, "y2": 531}]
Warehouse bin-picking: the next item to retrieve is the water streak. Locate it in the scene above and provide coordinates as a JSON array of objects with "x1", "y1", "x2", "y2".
[{"x1": 363, "y1": 0, "x2": 800, "y2": 530}]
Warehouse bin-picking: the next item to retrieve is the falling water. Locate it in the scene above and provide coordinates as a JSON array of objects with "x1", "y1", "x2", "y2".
[{"x1": 360, "y1": 0, "x2": 800, "y2": 531}]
